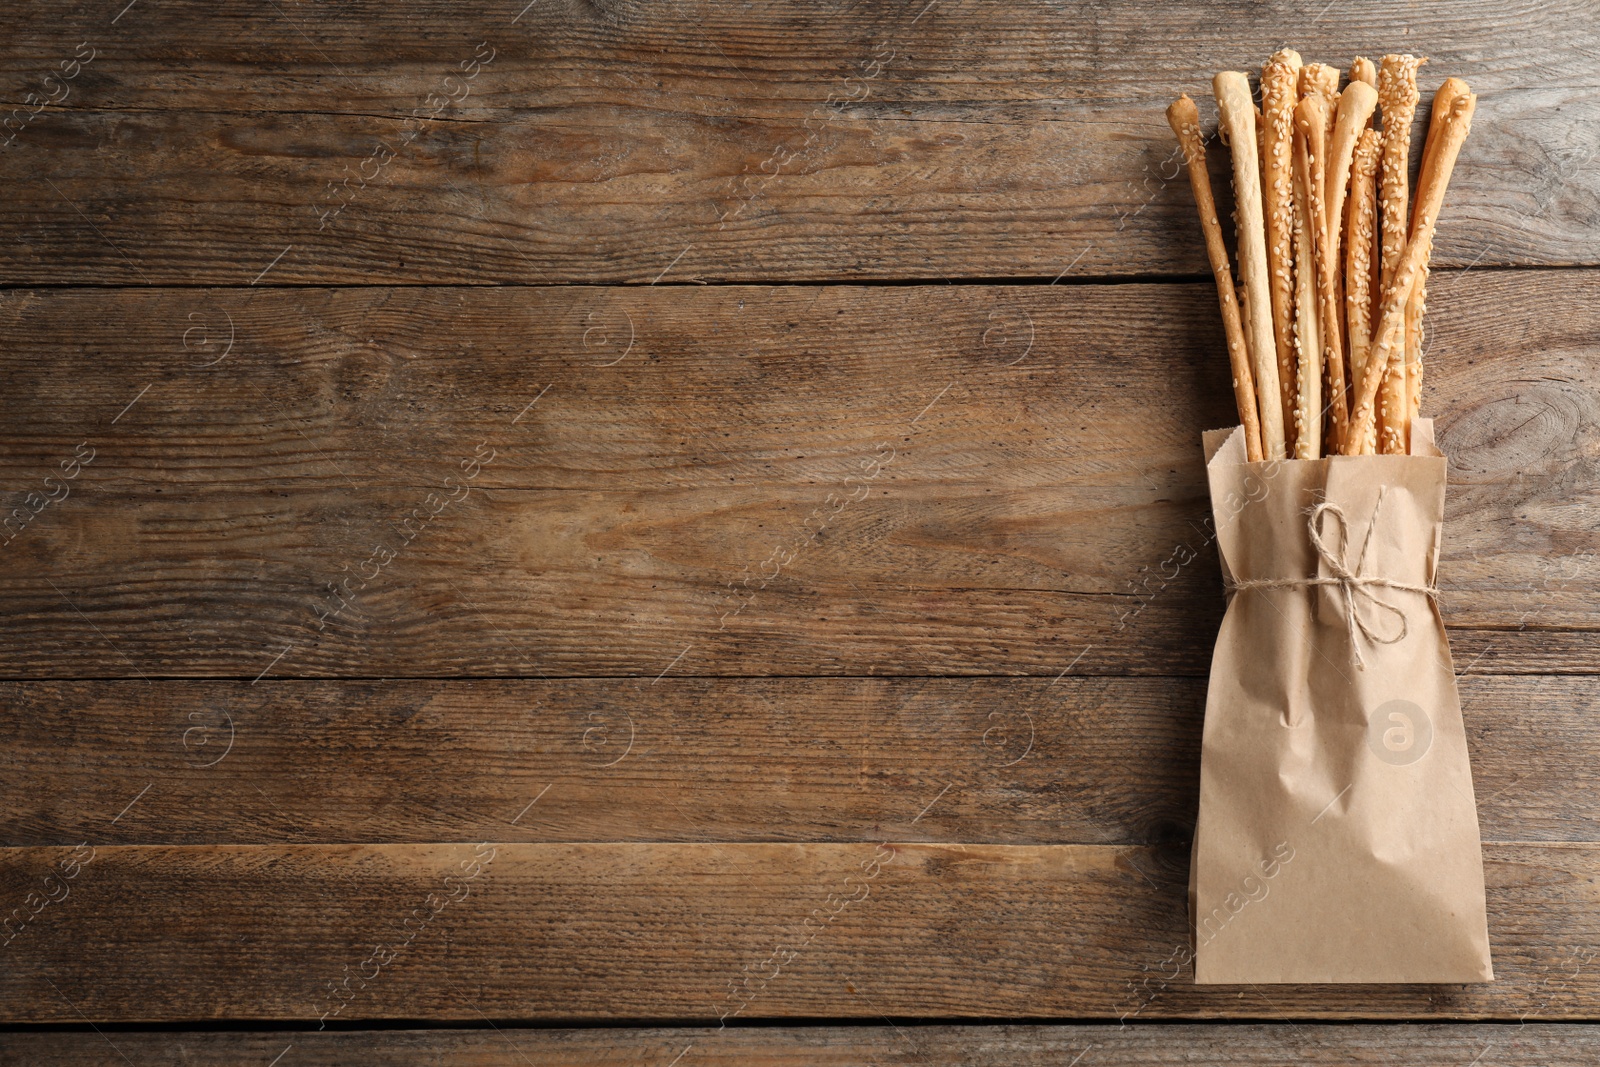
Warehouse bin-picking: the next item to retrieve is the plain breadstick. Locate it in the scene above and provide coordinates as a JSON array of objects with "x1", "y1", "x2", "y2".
[
  {"x1": 1214, "y1": 71, "x2": 1286, "y2": 459},
  {"x1": 1325, "y1": 81, "x2": 1378, "y2": 414},
  {"x1": 1404, "y1": 77, "x2": 1472, "y2": 427},
  {"x1": 1345, "y1": 89, "x2": 1475, "y2": 455},
  {"x1": 1300, "y1": 64, "x2": 1343, "y2": 387},
  {"x1": 1349, "y1": 56, "x2": 1377, "y2": 89},
  {"x1": 1260, "y1": 49, "x2": 1303, "y2": 448},
  {"x1": 1167, "y1": 95, "x2": 1264, "y2": 462},
  {"x1": 1343, "y1": 128, "x2": 1382, "y2": 455},
  {"x1": 1325, "y1": 82, "x2": 1379, "y2": 276},
  {"x1": 1376, "y1": 54, "x2": 1426, "y2": 453},
  {"x1": 1290, "y1": 115, "x2": 1322, "y2": 459},
  {"x1": 1414, "y1": 78, "x2": 1470, "y2": 211}
]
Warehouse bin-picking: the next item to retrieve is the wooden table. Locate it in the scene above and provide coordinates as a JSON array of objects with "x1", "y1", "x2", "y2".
[{"x1": 2, "y1": 1, "x2": 1598, "y2": 1061}]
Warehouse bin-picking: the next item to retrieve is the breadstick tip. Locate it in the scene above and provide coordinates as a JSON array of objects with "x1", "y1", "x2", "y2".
[
  {"x1": 1340, "y1": 79, "x2": 1377, "y2": 111},
  {"x1": 1264, "y1": 49, "x2": 1303, "y2": 80},
  {"x1": 1295, "y1": 92, "x2": 1328, "y2": 129},
  {"x1": 1213, "y1": 70, "x2": 1252, "y2": 100},
  {"x1": 1301, "y1": 62, "x2": 1340, "y2": 98},
  {"x1": 1440, "y1": 79, "x2": 1477, "y2": 132},
  {"x1": 1379, "y1": 53, "x2": 1429, "y2": 91},
  {"x1": 1167, "y1": 93, "x2": 1199, "y2": 128}
]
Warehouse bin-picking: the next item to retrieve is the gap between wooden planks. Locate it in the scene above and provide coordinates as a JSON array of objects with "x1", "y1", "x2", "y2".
[{"x1": 2, "y1": 1022, "x2": 1599, "y2": 1064}]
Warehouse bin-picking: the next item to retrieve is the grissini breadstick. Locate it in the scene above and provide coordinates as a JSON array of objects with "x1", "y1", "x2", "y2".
[
  {"x1": 1256, "y1": 105, "x2": 1265, "y2": 170},
  {"x1": 1343, "y1": 59, "x2": 1376, "y2": 401},
  {"x1": 1376, "y1": 55, "x2": 1426, "y2": 285},
  {"x1": 1324, "y1": 82, "x2": 1379, "y2": 285},
  {"x1": 1167, "y1": 94, "x2": 1265, "y2": 462},
  {"x1": 1404, "y1": 77, "x2": 1472, "y2": 427},
  {"x1": 1300, "y1": 63, "x2": 1343, "y2": 429},
  {"x1": 1376, "y1": 54, "x2": 1426, "y2": 453},
  {"x1": 1349, "y1": 56, "x2": 1377, "y2": 90},
  {"x1": 1301, "y1": 63, "x2": 1340, "y2": 151},
  {"x1": 1415, "y1": 78, "x2": 1469, "y2": 185},
  {"x1": 1214, "y1": 71, "x2": 1286, "y2": 459},
  {"x1": 1402, "y1": 272, "x2": 1425, "y2": 438},
  {"x1": 1344, "y1": 88, "x2": 1475, "y2": 455},
  {"x1": 1296, "y1": 68, "x2": 1338, "y2": 199},
  {"x1": 1356, "y1": 59, "x2": 1382, "y2": 379},
  {"x1": 1260, "y1": 49, "x2": 1303, "y2": 450},
  {"x1": 1296, "y1": 93, "x2": 1348, "y2": 451},
  {"x1": 1343, "y1": 127, "x2": 1382, "y2": 455},
  {"x1": 1290, "y1": 114, "x2": 1322, "y2": 459},
  {"x1": 1325, "y1": 81, "x2": 1378, "y2": 404},
  {"x1": 1348, "y1": 58, "x2": 1382, "y2": 333}
]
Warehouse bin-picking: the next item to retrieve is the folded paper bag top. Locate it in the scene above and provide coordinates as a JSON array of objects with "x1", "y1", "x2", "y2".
[{"x1": 1189, "y1": 420, "x2": 1493, "y2": 985}]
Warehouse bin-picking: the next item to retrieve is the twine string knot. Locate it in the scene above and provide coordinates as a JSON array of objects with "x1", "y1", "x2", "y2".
[{"x1": 1224, "y1": 487, "x2": 1437, "y2": 670}]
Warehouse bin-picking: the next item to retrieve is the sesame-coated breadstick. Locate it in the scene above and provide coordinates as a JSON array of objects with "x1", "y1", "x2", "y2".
[
  {"x1": 1345, "y1": 88, "x2": 1475, "y2": 455},
  {"x1": 1301, "y1": 62, "x2": 1340, "y2": 149},
  {"x1": 1404, "y1": 77, "x2": 1472, "y2": 428},
  {"x1": 1343, "y1": 127, "x2": 1382, "y2": 455},
  {"x1": 1290, "y1": 112, "x2": 1322, "y2": 459},
  {"x1": 1260, "y1": 49, "x2": 1303, "y2": 450},
  {"x1": 1347, "y1": 58, "x2": 1382, "y2": 342},
  {"x1": 1295, "y1": 92, "x2": 1348, "y2": 450},
  {"x1": 1375, "y1": 54, "x2": 1427, "y2": 453}
]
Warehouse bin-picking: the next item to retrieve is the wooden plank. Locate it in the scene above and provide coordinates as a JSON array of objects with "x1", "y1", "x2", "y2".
[
  {"x1": 2, "y1": 484, "x2": 1595, "y2": 677},
  {"x1": 1, "y1": 841, "x2": 1598, "y2": 1023},
  {"x1": 0, "y1": 276, "x2": 1594, "y2": 677},
  {"x1": 3, "y1": 95, "x2": 1590, "y2": 286},
  {"x1": 4, "y1": 1022, "x2": 1599, "y2": 1065},
  {"x1": 7, "y1": 272, "x2": 1597, "y2": 494},
  {"x1": 1, "y1": 0, "x2": 1595, "y2": 283},
  {"x1": 6, "y1": 0, "x2": 1598, "y2": 113},
  {"x1": 1, "y1": 675, "x2": 1595, "y2": 848}
]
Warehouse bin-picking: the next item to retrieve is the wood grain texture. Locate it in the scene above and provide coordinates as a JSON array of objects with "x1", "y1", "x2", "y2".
[
  {"x1": 8, "y1": 272, "x2": 1595, "y2": 494},
  {"x1": 1, "y1": 675, "x2": 1596, "y2": 848},
  {"x1": 0, "y1": 0, "x2": 1595, "y2": 283},
  {"x1": 2, "y1": 841, "x2": 1599, "y2": 1023},
  {"x1": 2, "y1": 0, "x2": 1596, "y2": 1041},
  {"x1": 7, "y1": 0, "x2": 1599, "y2": 112},
  {"x1": 0, "y1": 276, "x2": 1593, "y2": 677},
  {"x1": 4, "y1": 1022, "x2": 1599, "y2": 1066},
  {"x1": 3, "y1": 482, "x2": 1594, "y2": 677},
  {"x1": 9, "y1": 93, "x2": 1594, "y2": 286}
]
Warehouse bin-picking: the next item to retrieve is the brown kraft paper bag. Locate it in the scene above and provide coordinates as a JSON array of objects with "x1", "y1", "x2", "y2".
[{"x1": 1189, "y1": 418, "x2": 1494, "y2": 984}]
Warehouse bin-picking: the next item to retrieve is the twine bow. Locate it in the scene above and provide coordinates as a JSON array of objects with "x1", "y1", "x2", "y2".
[{"x1": 1224, "y1": 487, "x2": 1437, "y2": 669}]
